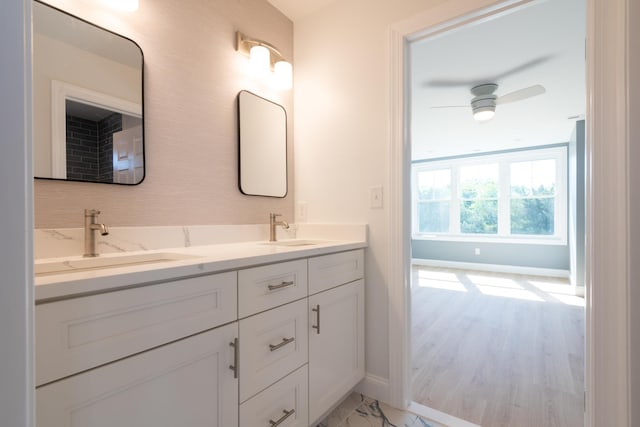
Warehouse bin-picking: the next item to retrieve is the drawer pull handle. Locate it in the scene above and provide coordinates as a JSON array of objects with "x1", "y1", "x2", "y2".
[
  {"x1": 269, "y1": 409, "x2": 295, "y2": 427},
  {"x1": 312, "y1": 304, "x2": 320, "y2": 334},
  {"x1": 269, "y1": 337, "x2": 295, "y2": 352},
  {"x1": 268, "y1": 280, "x2": 295, "y2": 291},
  {"x1": 229, "y1": 338, "x2": 239, "y2": 379}
]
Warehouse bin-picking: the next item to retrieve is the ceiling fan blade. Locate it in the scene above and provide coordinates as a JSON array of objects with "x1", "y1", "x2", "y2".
[
  {"x1": 423, "y1": 80, "x2": 479, "y2": 88},
  {"x1": 430, "y1": 105, "x2": 467, "y2": 109},
  {"x1": 423, "y1": 55, "x2": 554, "y2": 88},
  {"x1": 496, "y1": 85, "x2": 546, "y2": 105},
  {"x1": 492, "y1": 55, "x2": 554, "y2": 81}
]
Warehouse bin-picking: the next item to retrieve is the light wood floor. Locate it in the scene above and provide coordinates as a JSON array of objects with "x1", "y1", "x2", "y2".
[{"x1": 411, "y1": 266, "x2": 585, "y2": 427}]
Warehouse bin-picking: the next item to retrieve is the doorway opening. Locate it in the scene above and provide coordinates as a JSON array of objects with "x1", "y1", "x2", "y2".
[{"x1": 406, "y1": 0, "x2": 585, "y2": 425}]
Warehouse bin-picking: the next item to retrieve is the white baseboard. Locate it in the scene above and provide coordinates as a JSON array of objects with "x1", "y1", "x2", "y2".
[
  {"x1": 412, "y1": 258, "x2": 570, "y2": 279},
  {"x1": 355, "y1": 373, "x2": 389, "y2": 404}
]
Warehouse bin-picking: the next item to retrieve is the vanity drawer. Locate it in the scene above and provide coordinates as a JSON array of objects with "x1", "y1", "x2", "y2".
[
  {"x1": 239, "y1": 298, "x2": 308, "y2": 403},
  {"x1": 308, "y1": 249, "x2": 364, "y2": 295},
  {"x1": 36, "y1": 271, "x2": 237, "y2": 386},
  {"x1": 238, "y1": 259, "x2": 307, "y2": 318},
  {"x1": 240, "y1": 364, "x2": 308, "y2": 427}
]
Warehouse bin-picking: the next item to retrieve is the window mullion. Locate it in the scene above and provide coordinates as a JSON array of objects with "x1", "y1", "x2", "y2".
[
  {"x1": 412, "y1": 168, "x2": 419, "y2": 235},
  {"x1": 498, "y1": 161, "x2": 510, "y2": 236},
  {"x1": 451, "y1": 166, "x2": 460, "y2": 233}
]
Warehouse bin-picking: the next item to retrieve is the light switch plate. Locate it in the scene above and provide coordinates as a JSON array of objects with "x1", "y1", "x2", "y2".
[
  {"x1": 370, "y1": 186, "x2": 383, "y2": 209},
  {"x1": 297, "y1": 201, "x2": 308, "y2": 222}
]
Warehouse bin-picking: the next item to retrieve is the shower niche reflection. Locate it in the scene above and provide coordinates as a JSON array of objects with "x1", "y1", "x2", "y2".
[
  {"x1": 33, "y1": 0, "x2": 145, "y2": 185},
  {"x1": 64, "y1": 99, "x2": 142, "y2": 184}
]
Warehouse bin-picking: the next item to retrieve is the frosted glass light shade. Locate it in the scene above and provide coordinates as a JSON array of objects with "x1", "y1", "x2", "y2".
[
  {"x1": 274, "y1": 61, "x2": 292, "y2": 90},
  {"x1": 473, "y1": 108, "x2": 495, "y2": 122},
  {"x1": 250, "y1": 45, "x2": 270, "y2": 77}
]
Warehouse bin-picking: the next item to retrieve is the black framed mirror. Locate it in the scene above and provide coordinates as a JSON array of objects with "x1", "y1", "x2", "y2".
[
  {"x1": 32, "y1": 1, "x2": 145, "y2": 185},
  {"x1": 238, "y1": 91, "x2": 287, "y2": 198}
]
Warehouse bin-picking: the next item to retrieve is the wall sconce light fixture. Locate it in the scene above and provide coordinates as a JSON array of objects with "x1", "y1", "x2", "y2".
[{"x1": 237, "y1": 32, "x2": 292, "y2": 90}]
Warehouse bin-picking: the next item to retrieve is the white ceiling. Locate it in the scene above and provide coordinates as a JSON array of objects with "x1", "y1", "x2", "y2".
[
  {"x1": 267, "y1": 0, "x2": 337, "y2": 20},
  {"x1": 411, "y1": 0, "x2": 586, "y2": 160},
  {"x1": 268, "y1": 0, "x2": 585, "y2": 161},
  {"x1": 33, "y1": 1, "x2": 141, "y2": 69}
]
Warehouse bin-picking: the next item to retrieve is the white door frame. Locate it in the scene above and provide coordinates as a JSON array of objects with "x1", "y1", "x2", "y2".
[
  {"x1": 0, "y1": 0, "x2": 35, "y2": 426},
  {"x1": 387, "y1": 0, "x2": 632, "y2": 426}
]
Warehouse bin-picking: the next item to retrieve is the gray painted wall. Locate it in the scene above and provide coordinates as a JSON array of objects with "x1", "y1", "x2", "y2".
[
  {"x1": 411, "y1": 142, "x2": 582, "y2": 271},
  {"x1": 412, "y1": 239, "x2": 570, "y2": 269}
]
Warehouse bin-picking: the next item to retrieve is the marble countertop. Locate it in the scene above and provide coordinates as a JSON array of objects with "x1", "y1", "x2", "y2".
[{"x1": 34, "y1": 239, "x2": 367, "y2": 303}]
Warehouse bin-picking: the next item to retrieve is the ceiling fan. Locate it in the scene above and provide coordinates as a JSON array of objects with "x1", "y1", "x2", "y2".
[
  {"x1": 431, "y1": 83, "x2": 546, "y2": 122},
  {"x1": 423, "y1": 56, "x2": 552, "y2": 122}
]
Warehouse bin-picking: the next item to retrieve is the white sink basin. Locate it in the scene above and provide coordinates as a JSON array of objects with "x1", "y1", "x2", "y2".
[
  {"x1": 35, "y1": 252, "x2": 199, "y2": 276},
  {"x1": 260, "y1": 239, "x2": 327, "y2": 247}
]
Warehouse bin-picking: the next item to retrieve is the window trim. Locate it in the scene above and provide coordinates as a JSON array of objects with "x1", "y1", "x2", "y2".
[{"x1": 412, "y1": 146, "x2": 568, "y2": 245}]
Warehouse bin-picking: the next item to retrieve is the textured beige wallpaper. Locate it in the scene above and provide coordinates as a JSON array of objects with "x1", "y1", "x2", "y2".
[{"x1": 34, "y1": 0, "x2": 294, "y2": 228}]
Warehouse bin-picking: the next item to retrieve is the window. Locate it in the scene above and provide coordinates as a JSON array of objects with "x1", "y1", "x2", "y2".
[
  {"x1": 416, "y1": 168, "x2": 450, "y2": 233},
  {"x1": 510, "y1": 159, "x2": 556, "y2": 235},
  {"x1": 412, "y1": 147, "x2": 567, "y2": 244},
  {"x1": 459, "y1": 163, "x2": 498, "y2": 234}
]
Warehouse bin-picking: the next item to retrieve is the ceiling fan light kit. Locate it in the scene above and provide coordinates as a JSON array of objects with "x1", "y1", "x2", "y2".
[
  {"x1": 471, "y1": 83, "x2": 498, "y2": 121},
  {"x1": 430, "y1": 79, "x2": 546, "y2": 122},
  {"x1": 473, "y1": 107, "x2": 496, "y2": 121}
]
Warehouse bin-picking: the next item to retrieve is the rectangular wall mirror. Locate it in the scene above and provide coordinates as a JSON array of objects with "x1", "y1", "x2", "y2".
[
  {"x1": 32, "y1": 1, "x2": 145, "y2": 185},
  {"x1": 238, "y1": 91, "x2": 287, "y2": 198}
]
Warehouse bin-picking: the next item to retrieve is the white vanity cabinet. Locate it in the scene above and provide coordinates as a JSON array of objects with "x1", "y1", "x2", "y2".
[
  {"x1": 238, "y1": 249, "x2": 365, "y2": 427},
  {"x1": 35, "y1": 271, "x2": 239, "y2": 427},
  {"x1": 35, "y1": 246, "x2": 366, "y2": 427},
  {"x1": 308, "y1": 250, "x2": 365, "y2": 425},
  {"x1": 36, "y1": 323, "x2": 239, "y2": 427},
  {"x1": 237, "y1": 259, "x2": 310, "y2": 426}
]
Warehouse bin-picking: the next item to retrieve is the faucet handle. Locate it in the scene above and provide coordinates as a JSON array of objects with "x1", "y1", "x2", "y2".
[
  {"x1": 270, "y1": 213, "x2": 282, "y2": 220},
  {"x1": 85, "y1": 208, "x2": 101, "y2": 216}
]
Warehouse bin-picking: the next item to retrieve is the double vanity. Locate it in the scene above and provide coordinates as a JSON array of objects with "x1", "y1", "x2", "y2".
[
  {"x1": 31, "y1": 1, "x2": 360, "y2": 425},
  {"x1": 34, "y1": 228, "x2": 367, "y2": 427}
]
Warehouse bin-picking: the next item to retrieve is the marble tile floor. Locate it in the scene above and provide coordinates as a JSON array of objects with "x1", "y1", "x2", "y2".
[{"x1": 316, "y1": 393, "x2": 448, "y2": 427}]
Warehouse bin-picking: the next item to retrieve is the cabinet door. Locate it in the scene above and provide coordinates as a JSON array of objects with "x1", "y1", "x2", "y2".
[
  {"x1": 36, "y1": 323, "x2": 239, "y2": 427},
  {"x1": 308, "y1": 279, "x2": 365, "y2": 425}
]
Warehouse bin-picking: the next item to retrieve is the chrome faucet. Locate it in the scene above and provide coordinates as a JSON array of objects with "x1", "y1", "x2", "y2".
[
  {"x1": 84, "y1": 209, "x2": 109, "y2": 257},
  {"x1": 269, "y1": 213, "x2": 290, "y2": 242}
]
